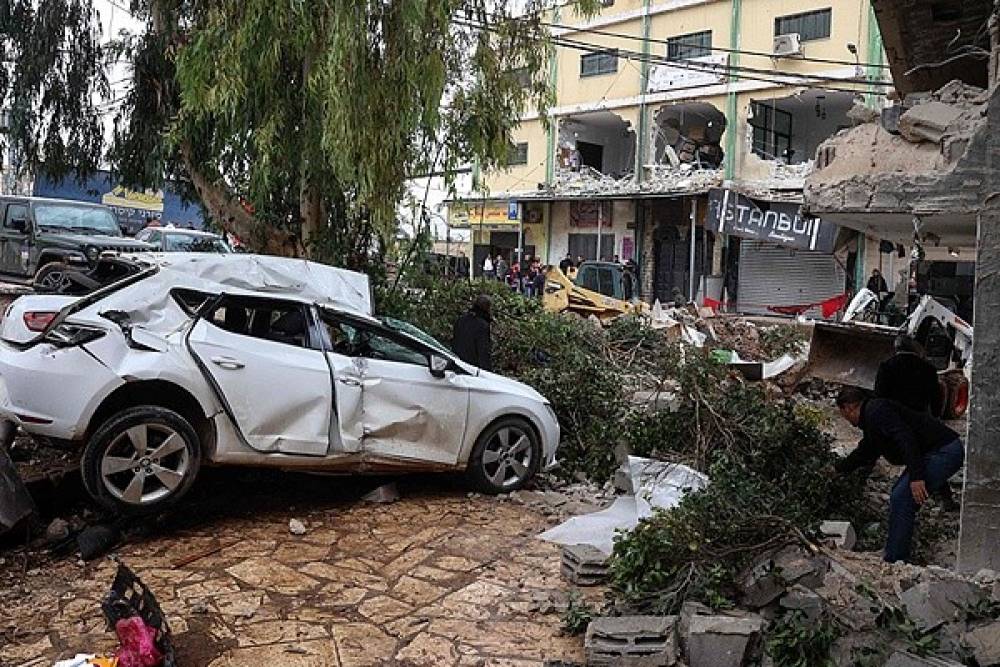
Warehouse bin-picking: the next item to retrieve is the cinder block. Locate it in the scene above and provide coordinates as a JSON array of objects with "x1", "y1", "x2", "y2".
[
  {"x1": 585, "y1": 615, "x2": 678, "y2": 666},
  {"x1": 561, "y1": 544, "x2": 609, "y2": 586}
]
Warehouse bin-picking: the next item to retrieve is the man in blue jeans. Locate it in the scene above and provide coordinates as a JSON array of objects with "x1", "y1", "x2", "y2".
[{"x1": 834, "y1": 386, "x2": 965, "y2": 563}]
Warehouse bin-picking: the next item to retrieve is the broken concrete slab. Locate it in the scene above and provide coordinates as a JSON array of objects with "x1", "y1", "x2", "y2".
[
  {"x1": 962, "y1": 621, "x2": 1000, "y2": 666},
  {"x1": 738, "y1": 545, "x2": 827, "y2": 608},
  {"x1": 779, "y1": 584, "x2": 824, "y2": 621},
  {"x1": 585, "y1": 615, "x2": 678, "y2": 666},
  {"x1": 820, "y1": 521, "x2": 857, "y2": 551},
  {"x1": 899, "y1": 579, "x2": 986, "y2": 632},
  {"x1": 898, "y1": 101, "x2": 965, "y2": 144},
  {"x1": 686, "y1": 615, "x2": 763, "y2": 667},
  {"x1": 560, "y1": 544, "x2": 609, "y2": 586},
  {"x1": 883, "y1": 651, "x2": 965, "y2": 667}
]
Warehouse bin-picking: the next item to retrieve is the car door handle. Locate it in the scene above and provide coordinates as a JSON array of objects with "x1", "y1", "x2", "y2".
[
  {"x1": 211, "y1": 356, "x2": 245, "y2": 370},
  {"x1": 337, "y1": 376, "x2": 361, "y2": 387}
]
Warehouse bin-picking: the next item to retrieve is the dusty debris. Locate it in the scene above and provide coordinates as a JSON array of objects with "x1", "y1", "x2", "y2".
[
  {"x1": 778, "y1": 584, "x2": 823, "y2": 621},
  {"x1": 287, "y1": 518, "x2": 307, "y2": 535},
  {"x1": 962, "y1": 621, "x2": 1000, "y2": 666},
  {"x1": 898, "y1": 579, "x2": 986, "y2": 632},
  {"x1": 46, "y1": 518, "x2": 71, "y2": 544},
  {"x1": 585, "y1": 615, "x2": 679, "y2": 666},
  {"x1": 0, "y1": 420, "x2": 36, "y2": 536},
  {"x1": 738, "y1": 545, "x2": 827, "y2": 608},
  {"x1": 362, "y1": 482, "x2": 401, "y2": 504}
]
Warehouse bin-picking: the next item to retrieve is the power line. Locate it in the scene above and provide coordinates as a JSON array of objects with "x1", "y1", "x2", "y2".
[
  {"x1": 468, "y1": 6, "x2": 891, "y2": 70},
  {"x1": 454, "y1": 17, "x2": 891, "y2": 97}
]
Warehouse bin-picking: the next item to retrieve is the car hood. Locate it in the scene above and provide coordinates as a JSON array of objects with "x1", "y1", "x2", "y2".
[
  {"x1": 36, "y1": 232, "x2": 153, "y2": 249},
  {"x1": 469, "y1": 367, "x2": 548, "y2": 404}
]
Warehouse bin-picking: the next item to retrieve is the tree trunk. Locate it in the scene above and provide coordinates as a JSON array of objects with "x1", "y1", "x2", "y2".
[{"x1": 180, "y1": 142, "x2": 304, "y2": 256}]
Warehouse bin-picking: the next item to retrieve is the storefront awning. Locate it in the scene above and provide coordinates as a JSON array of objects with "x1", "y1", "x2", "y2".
[{"x1": 706, "y1": 188, "x2": 838, "y2": 254}]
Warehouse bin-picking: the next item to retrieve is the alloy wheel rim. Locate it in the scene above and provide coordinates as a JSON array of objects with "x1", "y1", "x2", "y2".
[
  {"x1": 481, "y1": 426, "x2": 533, "y2": 489},
  {"x1": 38, "y1": 270, "x2": 70, "y2": 291},
  {"x1": 100, "y1": 424, "x2": 189, "y2": 505}
]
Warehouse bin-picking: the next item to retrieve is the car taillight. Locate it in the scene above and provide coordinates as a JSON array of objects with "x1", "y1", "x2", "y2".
[{"x1": 23, "y1": 312, "x2": 58, "y2": 332}]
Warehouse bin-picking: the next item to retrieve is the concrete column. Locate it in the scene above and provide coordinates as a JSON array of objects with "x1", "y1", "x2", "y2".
[{"x1": 958, "y1": 85, "x2": 1000, "y2": 573}]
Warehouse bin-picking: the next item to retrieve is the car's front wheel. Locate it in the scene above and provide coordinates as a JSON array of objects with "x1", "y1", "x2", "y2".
[
  {"x1": 81, "y1": 406, "x2": 202, "y2": 515},
  {"x1": 467, "y1": 417, "x2": 541, "y2": 494}
]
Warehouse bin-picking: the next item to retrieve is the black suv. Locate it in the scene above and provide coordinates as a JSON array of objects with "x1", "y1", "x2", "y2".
[{"x1": 0, "y1": 196, "x2": 153, "y2": 290}]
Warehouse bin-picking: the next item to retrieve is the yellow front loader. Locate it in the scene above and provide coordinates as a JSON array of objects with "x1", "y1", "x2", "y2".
[{"x1": 542, "y1": 263, "x2": 647, "y2": 323}]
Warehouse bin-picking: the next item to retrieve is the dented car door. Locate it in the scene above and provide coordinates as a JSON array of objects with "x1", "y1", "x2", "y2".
[
  {"x1": 187, "y1": 296, "x2": 334, "y2": 456},
  {"x1": 320, "y1": 312, "x2": 469, "y2": 465}
]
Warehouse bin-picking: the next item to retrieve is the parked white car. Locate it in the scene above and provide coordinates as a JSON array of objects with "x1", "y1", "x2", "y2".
[{"x1": 0, "y1": 254, "x2": 559, "y2": 514}]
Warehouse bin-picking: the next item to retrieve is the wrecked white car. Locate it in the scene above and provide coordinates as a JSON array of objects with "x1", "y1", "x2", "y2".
[{"x1": 0, "y1": 254, "x2": 559, "y2": 513}]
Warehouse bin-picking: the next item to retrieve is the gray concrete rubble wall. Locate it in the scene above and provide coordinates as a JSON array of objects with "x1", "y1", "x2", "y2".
[{"x1": 803, "y1": 82, "x2": 989, "y2": 217}]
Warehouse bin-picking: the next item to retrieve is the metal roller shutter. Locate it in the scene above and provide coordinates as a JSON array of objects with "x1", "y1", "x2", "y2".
[{"x1": 737, "y1": 241, "x2": 845, "y2": 319}]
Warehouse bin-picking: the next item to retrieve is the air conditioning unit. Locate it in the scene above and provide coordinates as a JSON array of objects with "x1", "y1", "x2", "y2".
[{"x1": 772, "y1": 33, "x2": 804, "y2": 58}]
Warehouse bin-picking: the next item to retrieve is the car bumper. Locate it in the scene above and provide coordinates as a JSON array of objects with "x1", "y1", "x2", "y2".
[
  {"x1": 539, "y1": 406, "x2": 561, "y2": 472},
  {"x1": 0, "y1": 341, "x2": 121, "y2": 439}
]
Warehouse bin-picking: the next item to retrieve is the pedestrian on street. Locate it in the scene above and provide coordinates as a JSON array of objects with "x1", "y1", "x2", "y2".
[
  {"x1": 533, "y1": 265, "x2": 546, "y2": 299},
  {"x1": 834, "y1": 386, "x2": 965, "y2": 563},
  {"x1": 482, "y1": 255, "x2": 494, "y2": 280},
  {"x1": 559, "y1": 253, "x2": 575, "y2": 275},
  {"x1": 495, "y1": 254, "x2": 509, "y2": 283},
  {"x1": 507, "y1": 261, "x2": 520, "y2": 291},
  {"x1": 452, "y1": 294, "x2": 492, "y2": 371},
  {"x1": 867, "y1": 269, "x2": 888, "y2": 294}
]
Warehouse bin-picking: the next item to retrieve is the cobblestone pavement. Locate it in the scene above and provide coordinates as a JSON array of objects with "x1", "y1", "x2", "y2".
[{"x1": 2, "y1": 475, "x2": 601, "y2": 666}]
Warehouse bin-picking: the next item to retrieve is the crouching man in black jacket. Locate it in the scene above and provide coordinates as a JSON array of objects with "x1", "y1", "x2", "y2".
[{"x1": 835, "y1": 386, "x2": 965, "y2": 563}]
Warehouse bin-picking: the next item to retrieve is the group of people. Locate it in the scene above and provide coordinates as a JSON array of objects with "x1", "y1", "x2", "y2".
[{"x1": 481, "y1": 253, "x2": 547, "y2": 297}]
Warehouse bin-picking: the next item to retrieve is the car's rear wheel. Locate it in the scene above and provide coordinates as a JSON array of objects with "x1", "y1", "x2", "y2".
[
  {"x1": 467, "y1": 417, "x2": 541, "y2": 494},
  {"x1": 81, "y1": 406, "x2": 201, "y2": 515},
  {"x1": 33, "y1": 263, "x2": 74, "y2": 293}
]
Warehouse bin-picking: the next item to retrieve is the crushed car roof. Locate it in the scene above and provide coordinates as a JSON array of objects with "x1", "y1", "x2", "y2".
[{"x1": 126, "y1": 252, "x2": 372, "y2": 315}]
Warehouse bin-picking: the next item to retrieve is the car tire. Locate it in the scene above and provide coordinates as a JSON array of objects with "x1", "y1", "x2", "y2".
[
  {"x1": 467, "y1": 417, "x2": 541, "y2": 494},
  {"x1": 33, "y1": 263, "x2": 74, "y2": 294},
  {"x1": 81, "y1": 406, "x2": 202, "y2": 515}
]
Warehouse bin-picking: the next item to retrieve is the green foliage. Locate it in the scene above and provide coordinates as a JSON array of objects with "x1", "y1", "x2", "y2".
[
  {"x1": 561, "y1": 592, "x2": 596, "y2": 636},
  {"x1": 765, "y1": 611, "x2": 840, "y2": 667},
  {"x1": 609, "y1": 379, "x2": 878, "y2": 613}
]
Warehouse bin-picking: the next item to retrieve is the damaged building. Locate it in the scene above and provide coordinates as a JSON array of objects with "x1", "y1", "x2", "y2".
[{"x1": 451, "y1": 0, "x2": 892, "y2": 319}]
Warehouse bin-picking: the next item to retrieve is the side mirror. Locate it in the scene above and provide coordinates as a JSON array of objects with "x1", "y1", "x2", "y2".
[
  {"x1": 10, "y1": 218, "x2": 27, "y2": 233},
  {"x1": 429, "y1": 355, "x2": 450, "y2": 378}
]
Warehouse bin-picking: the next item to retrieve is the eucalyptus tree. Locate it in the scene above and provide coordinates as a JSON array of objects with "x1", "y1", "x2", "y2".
[{"x1": 1, "y1": 0, "x2": 589, "y2": 260}]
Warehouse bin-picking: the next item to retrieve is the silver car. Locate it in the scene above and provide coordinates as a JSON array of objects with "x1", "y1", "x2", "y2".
[{"x1": 0, "y1": 254, "x2": 559, "y2": 514}]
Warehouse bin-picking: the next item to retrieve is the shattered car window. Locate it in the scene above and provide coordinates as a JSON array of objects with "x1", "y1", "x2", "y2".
[
  {"x1": 324, "y1": 318, "x2": 428, "y2": 366},
  {"x1": 204, "y1": 297, "x2": 308, "y2": 347},
  {"x1": 380, "y1": 317, "x2": 452, "y2": 356}
]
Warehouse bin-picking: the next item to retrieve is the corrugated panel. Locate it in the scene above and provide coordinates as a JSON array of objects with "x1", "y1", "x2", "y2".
[{"x1": 737, "y1": 241, "x2": 845, "y2": 319}]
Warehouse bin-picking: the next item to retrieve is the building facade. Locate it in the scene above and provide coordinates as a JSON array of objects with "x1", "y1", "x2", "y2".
[{"x1": 453, "y1": 0, "x2": 890, "y2": 317}]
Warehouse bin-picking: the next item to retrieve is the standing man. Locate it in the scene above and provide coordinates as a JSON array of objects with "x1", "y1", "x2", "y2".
[
  {"x1": 495, "y1": 254, "x2": 508, "y2": 284},
  {"x1": 482, "y1": 254, "x2": 494, "y2": 280},
  {"x1": 867, "y1": 269, "x2": 888, "y2": 294},
  {"x1": 559, "y1": 253, "x2": 575, "y2": 275},
  {"x1": 452, "y1": 295, "x2": 492, "y2": 371},
  {"x1": 834, "y1": 386, "x2": 964, "y2": 563}
]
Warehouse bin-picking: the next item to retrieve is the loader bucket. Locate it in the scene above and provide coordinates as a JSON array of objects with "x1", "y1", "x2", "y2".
[{"x1": 805, "y1": 322, "x2": 896, "y2": 389}]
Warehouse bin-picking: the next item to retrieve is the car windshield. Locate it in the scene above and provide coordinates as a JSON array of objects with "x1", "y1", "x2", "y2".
[
  {"x1": 164, "y1": 233, "x2": 231, "y2": 253},
  {"x1": 33, "y1": 204, "x2": 121, "y2": 236},
  {"x1": 380, "y1": 317, "x2": 452, "y2": 356}
]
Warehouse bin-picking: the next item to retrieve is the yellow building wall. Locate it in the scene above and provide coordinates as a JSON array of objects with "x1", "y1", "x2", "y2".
[
  {"x1": 647, "y1": 1, "x2": 732, "y2": 55},
  {"x1": 485, "y1": 119, "x2": 549, "y2": 195},
  {"x1": 555, "y1": 22, "x2": 644, "y2": 107}
]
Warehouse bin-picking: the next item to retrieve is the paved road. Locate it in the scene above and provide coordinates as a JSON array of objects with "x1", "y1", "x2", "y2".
[{"x1": 1, "y1": 472, "x2": 597, "y2": 666}]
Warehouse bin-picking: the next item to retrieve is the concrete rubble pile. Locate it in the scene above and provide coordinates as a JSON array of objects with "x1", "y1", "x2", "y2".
[
  {"x1": 575, "y1": 533, "x2": 1000, "y2": 667},
  {"x1": 805, "y1": 79, "x2": 989, "y2": 214}
]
